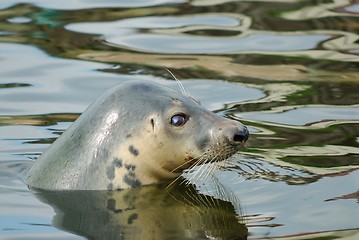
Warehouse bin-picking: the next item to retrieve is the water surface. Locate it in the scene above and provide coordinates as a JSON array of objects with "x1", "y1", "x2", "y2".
[{"x1": 0, "y1": 0, "x2": 358, "y2": 239}]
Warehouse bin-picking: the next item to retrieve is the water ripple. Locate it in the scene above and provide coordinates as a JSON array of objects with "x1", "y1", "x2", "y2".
[
  {"x1": 240, "y1": 105, "x2": 359, "y2": 126},
  {"x1": 0, "y1": 0, "x2": 185, "y2": 10},
  {"x1": 103, "y1": 32, "x2": 330, "y2": 54},
  {"x1": 66, "y1": 14, "x2": 244, "y2": 34}
]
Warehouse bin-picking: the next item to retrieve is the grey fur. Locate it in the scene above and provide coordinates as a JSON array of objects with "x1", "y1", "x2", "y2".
[{"x1": 24, "y1": 81, "x2": 248, "y2": 190}]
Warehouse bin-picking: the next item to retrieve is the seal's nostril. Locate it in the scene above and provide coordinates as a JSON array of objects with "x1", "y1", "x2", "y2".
[
  {"x1": 233, "y1": 133, "x2": 246, "y2": 142},
  {"x1": 231, "y1": 126, "x2": 249, "y2": 144}
]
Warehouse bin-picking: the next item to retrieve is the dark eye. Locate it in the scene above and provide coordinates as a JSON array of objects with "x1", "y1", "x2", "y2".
[{"x1": 171, "y1": 114, "x2": 187, "y2": 127}]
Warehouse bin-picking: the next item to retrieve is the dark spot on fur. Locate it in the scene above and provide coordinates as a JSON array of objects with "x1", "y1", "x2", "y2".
[
  {"x1": 107, "y1": 183, "x2": 113, "y2": 190},
  {"x1": 124, "y1": 164, "x2": 136, "y2": 171},
  {"x1": 106, "y1": 166, "x2": 115, "y2": 180},
  {"x1": 113, "y1": 157, "x2": 123, "y2": 168},
  {"x1": 123, "y1": 164, "x2": 140, "y2": 187},
  {"x1": 126, "y1": 134, "x2": 132, "y2": 139},
  {"x1": 127, "y1": 213, "x2": 138, "y2": 225},
  {"x1": 129, "y1": 145, "x2": 139, "y2": 156},
  {"x1": 124, "y1": 173, "x2": 141, "y2": 188}
]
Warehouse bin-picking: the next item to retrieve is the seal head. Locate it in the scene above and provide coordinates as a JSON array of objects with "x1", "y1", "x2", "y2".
[{"x1": 25, "y1": 81, "x2": 248, "y2": 190}]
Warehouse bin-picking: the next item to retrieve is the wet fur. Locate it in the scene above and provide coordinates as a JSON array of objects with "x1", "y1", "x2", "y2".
[{"x1": 25, "y1": 81, "x2": 247, "y2": 190}]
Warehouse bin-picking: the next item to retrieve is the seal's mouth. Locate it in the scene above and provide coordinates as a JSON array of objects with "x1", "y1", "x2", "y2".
[{"x1": 172, "y1": 142, "x2": 243, "y2": 174}]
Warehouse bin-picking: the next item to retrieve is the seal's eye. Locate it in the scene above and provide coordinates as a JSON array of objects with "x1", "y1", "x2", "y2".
[{"x1": 171, "y1": 114, "x2": 187, "y2": 127}]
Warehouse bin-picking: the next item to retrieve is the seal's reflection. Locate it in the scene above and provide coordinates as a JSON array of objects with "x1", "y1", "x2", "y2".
[{"x1": 34, "y1": 182, "x2": 247, "y2": 239}]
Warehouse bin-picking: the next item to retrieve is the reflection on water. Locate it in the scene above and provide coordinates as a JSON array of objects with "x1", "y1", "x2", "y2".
[
  {"x1": 33, "y1": 182, "x2": 247, "y2": 240},
  {"x1": 0, "y1": 0, "x2": 358, "y2": 239},
  {"x1": 105, "y1": 33, "x2": 330, "y2": 53}
]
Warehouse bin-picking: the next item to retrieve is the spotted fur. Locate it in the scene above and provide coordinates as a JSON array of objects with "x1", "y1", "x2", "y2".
[{"x1": 25, "y1": 81, "x2": 248, "y2": 190}]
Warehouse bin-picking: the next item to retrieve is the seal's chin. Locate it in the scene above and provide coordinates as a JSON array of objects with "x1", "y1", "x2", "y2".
[{"x1": 172, "y1": 144, "x2": 242, "y2": 174}]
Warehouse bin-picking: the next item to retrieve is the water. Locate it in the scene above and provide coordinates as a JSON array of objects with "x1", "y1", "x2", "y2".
[{"x1": 0, "y1": 0, "x2": 358, "y2": 239}]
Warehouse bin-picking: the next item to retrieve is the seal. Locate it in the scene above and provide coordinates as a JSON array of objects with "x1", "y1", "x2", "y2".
[{"x1": 24, "y1": 80, "x2": 249, "y2": 190}]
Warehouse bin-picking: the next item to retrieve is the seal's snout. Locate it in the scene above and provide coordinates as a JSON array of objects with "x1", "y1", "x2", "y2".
[{"x1": 225, "y1": 125, "x2": 249, "y2": 145}]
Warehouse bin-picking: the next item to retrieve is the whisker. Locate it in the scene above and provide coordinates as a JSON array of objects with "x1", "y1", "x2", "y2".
[
  {"x1": 203, "y1": 162, "x2": 217, "y2": 180},
  {"x1": 180, "y1": 177, "x2": 189, "y2": 186},
  {"x1": 202, "y1": 157, "x2": 220, "y2": 181},
  {"x1": 189, "y1": 152, "x2": 218, "y2": 184},
  {"x1": 166, "y1": 68, "x2": 189, "y2": 96},
  {"x1": 166, "y1": 174, "x2": 183, "y2": 189},
  {"x1": 168, "y1": 152, "x2": 207, "y2": 188},
  {"x1": 201, "y1": 151, "x2": 224, "y2": 182},
  {"x1": 170, "y1": 141, "x2": 240, "y2": 188},
  {"x1": 171, "y1": 157, "x2": 195, "y2": 173},
  {"x1": 194, "y1": 164, "x2": 210, "y2": 184},
  {"x1": 186, "y1": 155, "x2": 207, "y2": 184}
]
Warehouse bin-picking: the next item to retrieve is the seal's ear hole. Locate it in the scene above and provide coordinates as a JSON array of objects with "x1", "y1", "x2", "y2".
[
  {"x1": 150, "y1": 118, "x2": 155, "y2": 130},
  {"x1": 170, "y1": 113, "x2": 188, "y2": 127}
]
